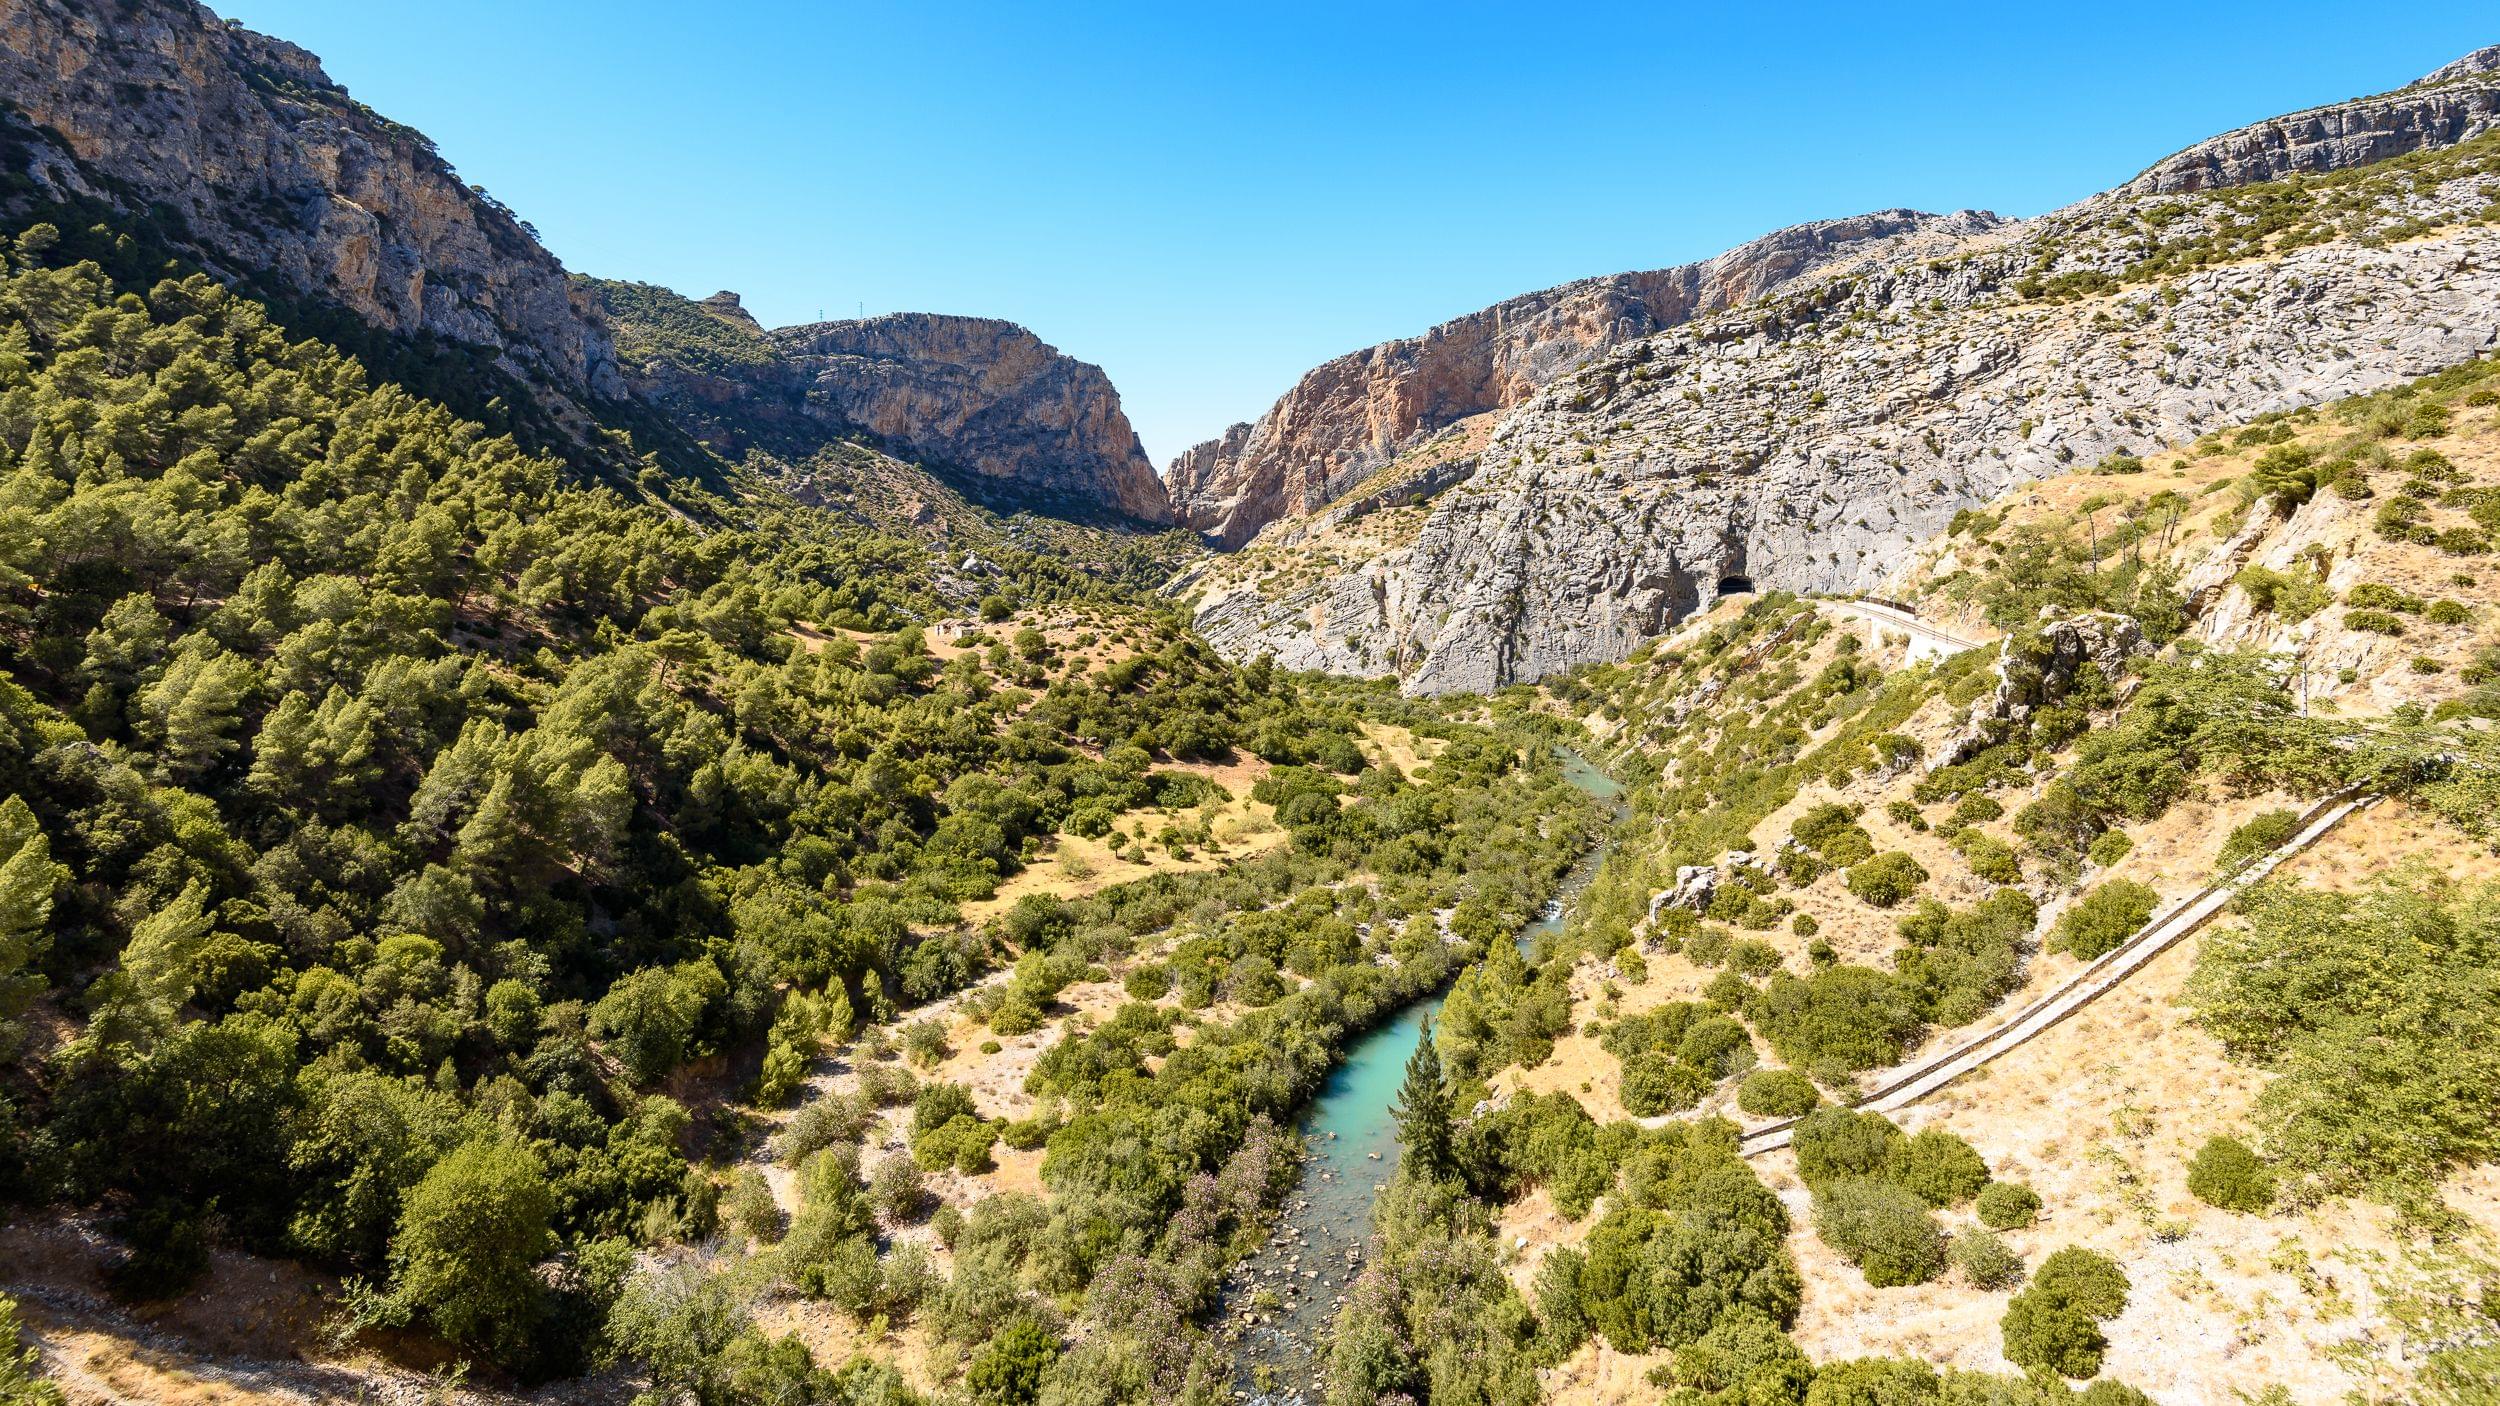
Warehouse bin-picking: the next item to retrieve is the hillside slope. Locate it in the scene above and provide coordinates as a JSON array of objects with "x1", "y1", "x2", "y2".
[{"x1": 1185, "y1": 49, "x2": 2500, "y2": 694}]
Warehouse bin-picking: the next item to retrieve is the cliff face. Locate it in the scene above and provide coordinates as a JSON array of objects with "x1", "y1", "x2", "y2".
[
  {"x1": 770, "y1": 315, "x2": 1173, "y2": 525},
  {"x1": 2122, "y1": 44, "x2": 2500, "y2": 195},
  {"x1": 1165, "y1": 209, "x2": 2004, "y2": 548},
  {"x1": 1186, "y1": 49, "x2": 2500, "y2": 693},
  {"x1": 599, "y1": 281, "x2": 1173, "y2": 526},
  {"x1": 0, "y1": 0, "x2": 624, "y2": 398}
]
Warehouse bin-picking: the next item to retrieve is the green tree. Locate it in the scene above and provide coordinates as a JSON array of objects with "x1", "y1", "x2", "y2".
[
  {"x1": 386, "y1": 1139, "x2": 553, "y2": 1362},
  {"x1": 2002, "y1": 1247, "x2": 2130, "y2": 1379},
  {"x1": 0, "y1": 1291, "x2": 64, "y2": 1406},
  {"x1": 0, "y1": 797, "x2": 65, "y2": 1029},
  {"x1": 966, "y1": 1315, "x2": 1058, "y2": 1404},
  {"x1": 1392, "y1": 1017, "x2": 1452, "y2": 1181}
]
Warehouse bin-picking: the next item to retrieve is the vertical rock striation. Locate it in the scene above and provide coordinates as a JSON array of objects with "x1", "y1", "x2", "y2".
[{"x1": 0, "y1": 0, "x2": 624, "y2": 398}]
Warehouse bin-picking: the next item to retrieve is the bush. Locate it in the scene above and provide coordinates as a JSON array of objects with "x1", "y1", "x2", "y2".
[
  {"x1": 1813, "y1": 1178, "x2": 1946, "y2": 1286},
  {"x1": 1748, "y1": 966, "x2": 1926, "y2": 1076},
  {"x1": 1952, "y1": 1229, "x2": 2026, "y2": 1290},
  {"x1": 2085, "y1": 829, "x2": 2133, "y2": 868},
  {"x1": 723, "y1": 1168, "x2": 784, "y2": 1244},
  {"x1": 2426, "y1": 599, "x2": 2473, "y2": 625},
  {"x1": 2003, "y1": 1248, "x2": 2130, "y2": 1379},
  {"x1": 2234, "y1": 564, "x2": 2331, "y2": 621},
  {"x1": 2345, "y1": 608, "x2": 2406, "y2": 635},
  {"x1": 1977, "y1": 1180, "x2": 2042, "y2": 1230},
  {"x1": 2216, "y1": 809, "x2": 2300, "y2": 872},
  {"x1": 1897, "y1": 1128, "x2": 1990, "y2": 1208},
  {"x1": 1735, "y1": 1069, "x2": 1821, "y2": 1119},
  {"x1": 2186, "y1": 1135, "x2": 2274, "y2": 1214},
  {"x1": 1953, "y1": 828, "x2": 2022, "y2": 884},
  {"x1": 868, "y1": 1156, "x2": 928, "y2": 1223},
  {"x1": 1677, "y1": 1016, "x2": 1754, "y2": 1077},
  {"x1": 2052, "y1": 879, "x2": 2158, "y2": 960},
  {"x1": 1121, "y1": 963, "x2": 1170, "y2": 999},
  {"x1": 1619, "y1": 1053, "x2": 1713, "y2": 1116},
  {"x1": 966, "y1": 1315, "x2": 1059, "y2": 1404},
  {"x1": 1792, "y1": 1107, "x2": 1904, "y2": 1187},
  {"x1": 1845, "y1": 852, "x2": 1928, "y2": 908}
]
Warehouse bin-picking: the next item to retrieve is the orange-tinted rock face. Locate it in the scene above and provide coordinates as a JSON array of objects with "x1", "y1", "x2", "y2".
[
  {"x1": 770, "y1": 314, "x2": 1173, "y2": 525},
  {"x1": 1167, "y1": 210, "x2": 1994, "y2": 548}
]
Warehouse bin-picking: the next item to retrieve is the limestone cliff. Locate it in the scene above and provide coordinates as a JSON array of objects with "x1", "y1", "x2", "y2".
[
  {"x1": 1165, "y1": 210, "x2": 2004, "y2": 548},
  {"x1": 0, "y1": 0, "x2": 624, "y2": 399},
  {"x1": 598, "y1": 281, "x2": 1174, "y2": 526},
  {"x1": 1187, "y1": 49, "x2": 2500, "y2": 693}
]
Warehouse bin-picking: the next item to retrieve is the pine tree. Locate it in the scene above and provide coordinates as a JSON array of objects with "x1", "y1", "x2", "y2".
[
  {"x1": 0, "y1": 796, "x2": 65, "y2": 1026},
  {"x1": 1393, "y1": 1016, "x2": 1452, "y2": 1181}
]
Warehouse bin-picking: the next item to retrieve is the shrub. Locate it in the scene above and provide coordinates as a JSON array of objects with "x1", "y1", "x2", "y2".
[
  {"x1": 868, "y1": 1156, "x2": 928, "y2": 1222},
  {"x1": 1702, "y1": 969, "x2": 1754, "y2": 1013},
  {"x1": 1792, "y1": 1106, "x2": 1904, "y2": 1187},
  {"x1": 1897, "y1": 1128, "x2": 1990, "y2": 1207},
  {"x1": 1813, "y1": 1178, "x2": 1946, "y2": 1286},
  {"x1": 967, "y1": 1315, "x2": 1059, "y2": 1404},
  {"x1": 2186, "y1": 1135, "x2": 2274, "y2": 1213},
  {"x1": 1619, "y1": 1053, "x2": 1713, "y2": 1116},
  {"x1": 1845, "y1": 852, "x2": 1928, "y2": 908},
  {"x1": 1791, "y1": 912, "x2": 1820, "y2": 938},
  {"x1": 2085, "y1": 829, "x2": 2133, "y2": 868},
  {"x1": 1977, "y1": 1180, "x2": 2042, "y2": 1230},
  {"x1": 1952, "y1": 1228, "x2": 2026, "y2": 1290},
  {"x1": 2003, "y1": 1248, "x2": 2130, "y2": 1379},
  {"x1": 723, "y1": 1168, "x2": 784, "y2": 1244},
  {"x1": 2345, "y1": 608, "x2": 2406, "y2": 636},
  {"x1": 1953, "y1": 828, "x2": 2022, "y2": 884},
  {"x1": 1735, "y1": 1069, "x2": 1821, "y2": 1119},
  {"x1": 2347, "y1": 582, "x2": 2424, "y2": 613},
  {"x1": 1678, "y1": 1016, "x2": 1754, "y2": 1077},
  {"x1": 1664, "y1": 1305, "x2": 1811, "y2": 1397},
  {"x1": 1121, "y1": 963, "x2": 1170, "y2": 999},
  {"x1": 1685, "y1": 926, "x2": 1733, "y2": 968},
  {"x1": 1749, "y1": 967, "x2": 1926, "y2": 1076},
  {"x1": 2426, "y1": 599, "x2": 2474, "y2": 625},
  {"x1": 2052, "y1": 879, "x2": 2158, "y2": 960},
  {"x1": 1728, "y1": 939, "x2": 1783, "y2": 977},
  {"x1": 2234, "y1": 564, "x2": 2331, "y2": 621},
  {"x1": 2216, "y1": 810, "x2": 2299, "y2": 872}
]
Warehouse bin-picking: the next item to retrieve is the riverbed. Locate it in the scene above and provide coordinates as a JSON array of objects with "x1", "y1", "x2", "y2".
[{"x1": 1216, "y1": 750, "x2": 1623, "y2": 1401}]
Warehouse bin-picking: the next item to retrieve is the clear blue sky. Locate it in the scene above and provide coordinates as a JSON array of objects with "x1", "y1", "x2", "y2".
[{"x1": 216, "y1": 1, "x2": 2496, "y2": 467}]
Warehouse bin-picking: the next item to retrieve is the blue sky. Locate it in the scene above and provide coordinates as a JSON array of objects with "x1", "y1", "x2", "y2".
[{"x1": 217, "y1": 1, "x2": 2497, "y2": 467}]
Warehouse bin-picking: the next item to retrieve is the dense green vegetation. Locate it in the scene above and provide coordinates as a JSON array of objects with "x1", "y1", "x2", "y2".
[{"x1": 0, "y1": 221, "x2": 1608, "y2": 1400}]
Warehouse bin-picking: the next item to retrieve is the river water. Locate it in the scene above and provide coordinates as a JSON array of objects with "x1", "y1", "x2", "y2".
[{"x1": 1216, "y1": 751, "x2": 1624, "y2": 1402}]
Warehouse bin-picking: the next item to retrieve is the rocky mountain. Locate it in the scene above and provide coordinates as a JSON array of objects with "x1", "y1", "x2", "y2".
[
  {"x1": 0, "y1": 0, "x2": 1170, "y2": 525},
  {"x1": 1164, "y1": 210, "x2": 2005, "y2": 548},
  {"x1": 0, "y1": 0, "x2": 624, "y2": 399},
  {"x1": 598, "y1": 282, "x2": 1174, "y2": 526},
  {"x1": 1184, "y1": 48, "x2": 2500, "y2": 693}
]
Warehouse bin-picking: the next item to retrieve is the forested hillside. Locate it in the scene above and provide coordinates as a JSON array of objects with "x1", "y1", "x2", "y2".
[{"x1": 0, "y1": 215, "x2": 1603, "y2": 1401}]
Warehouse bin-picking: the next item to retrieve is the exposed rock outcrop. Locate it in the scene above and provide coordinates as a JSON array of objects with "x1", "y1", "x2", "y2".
[
  {"x1": 1189, "y1": 49, "x2": 2500, "y2": 694},
  {"x1": 770, "y1": 314, "x2": 1172, "y2": 525},
  {"x1": 600, "y1": 280, "x2": 1173, "y2": 525},
  {"x1": 0, "y1": 0, "x2": 623, "y2": 398},
  {"x1": 2123, "y1": 45, "x2": 2500, "y2": 195},
  {"x1": 1165, "y1": 210, "x2": 2003, "y2": 548}
]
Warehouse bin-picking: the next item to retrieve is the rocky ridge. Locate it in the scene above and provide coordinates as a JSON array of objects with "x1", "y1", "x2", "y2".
[
  {"x1": 601, "y1": 282, "x2": 1174, "y2": 525},
  {"x1": 1186, "y1": 50, "x2": 2500, "y2": 693},
  {"x1": 1165, "y1": 209, "x2": 2003, "y2": 548},
  {"x1": 0, "y1": 0, "x2": 624, "y2": 399}
]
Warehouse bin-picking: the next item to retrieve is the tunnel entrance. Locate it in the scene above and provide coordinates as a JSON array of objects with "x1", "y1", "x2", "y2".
[{"x1": 1716, "y1": 574, "x2": 1756, "y2": 596}]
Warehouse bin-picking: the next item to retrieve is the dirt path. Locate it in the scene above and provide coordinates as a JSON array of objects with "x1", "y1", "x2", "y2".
[{"x1": 1701, "y1": 791, "x2": 2371, "y2": 1156}]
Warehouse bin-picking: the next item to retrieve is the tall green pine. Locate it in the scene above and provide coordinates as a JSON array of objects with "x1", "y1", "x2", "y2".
[{"x1": 1393, "y1": 1016, "x2": 1452, "y2": 1180}]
